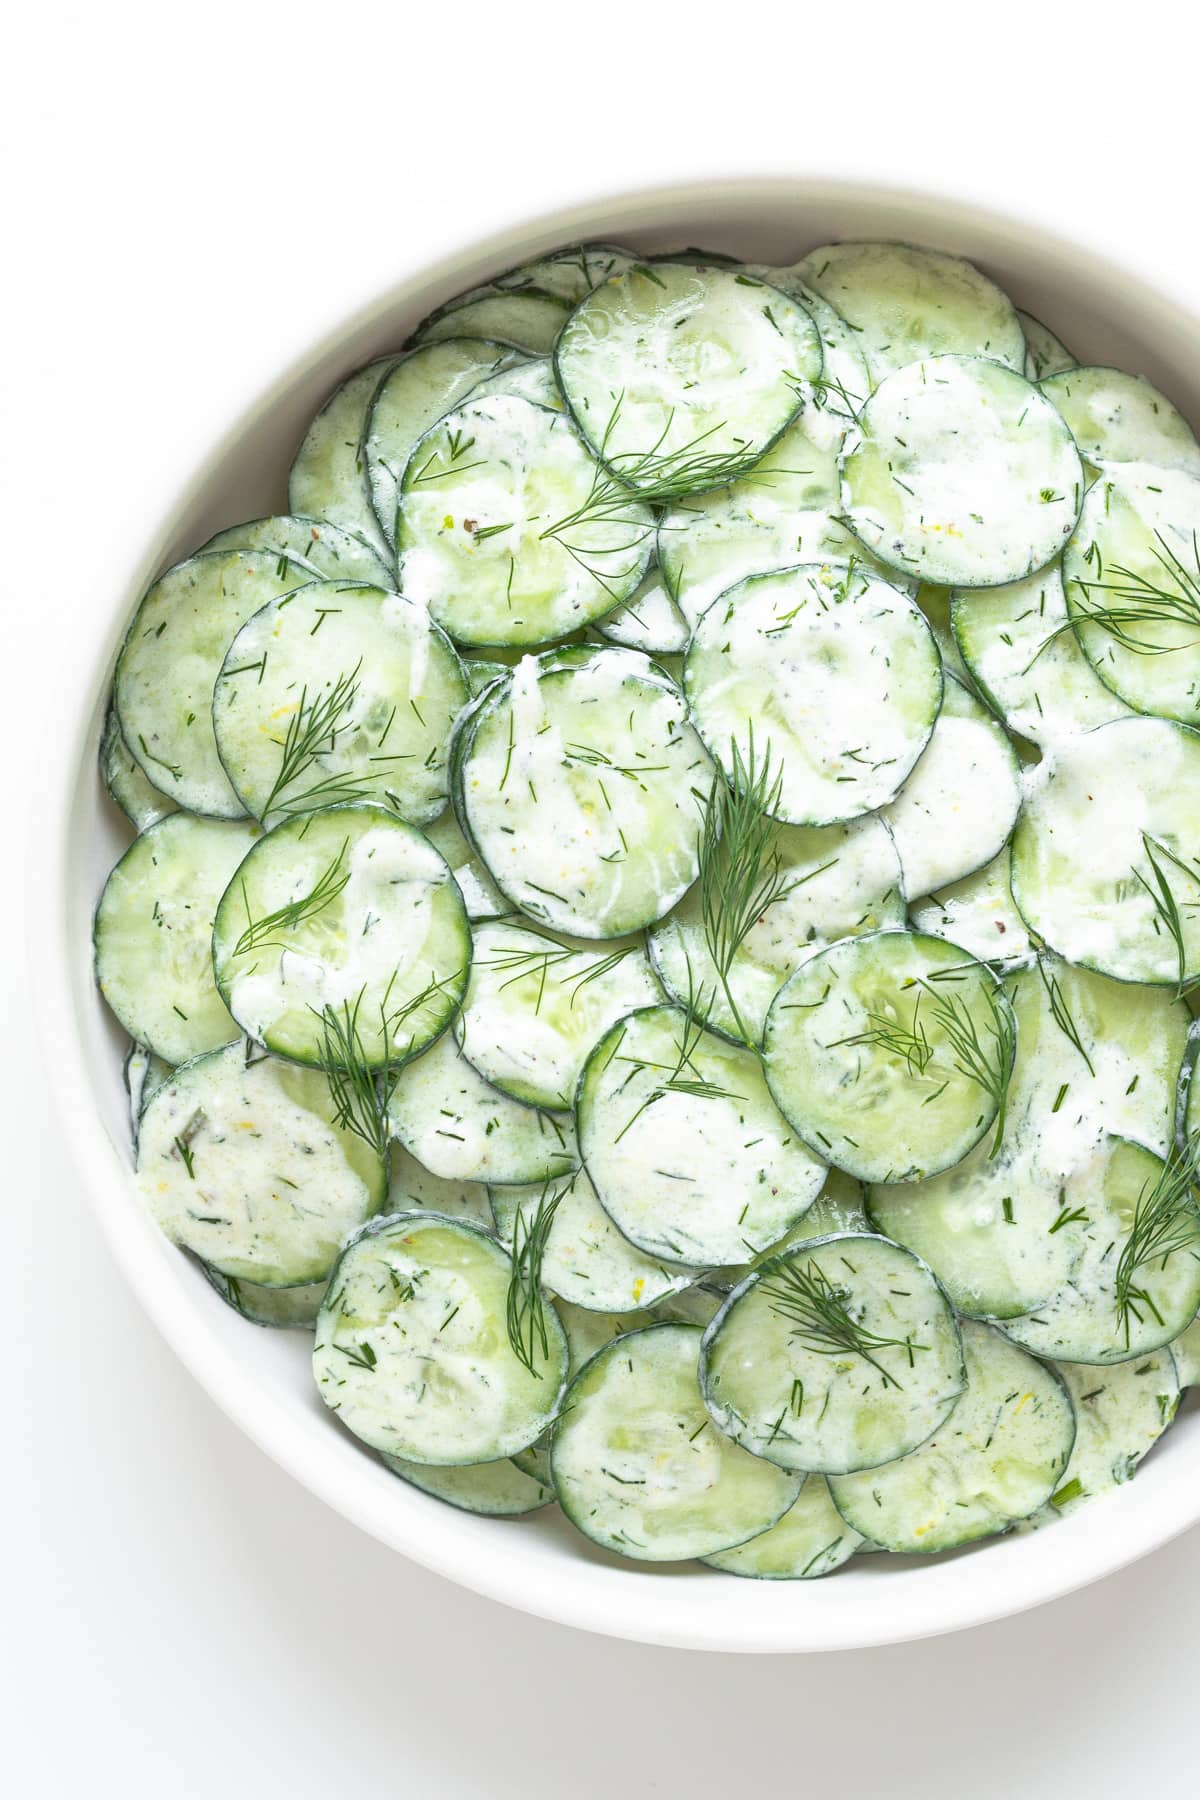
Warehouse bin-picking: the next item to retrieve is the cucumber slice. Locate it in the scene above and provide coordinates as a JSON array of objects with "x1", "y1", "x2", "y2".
[
  {"x1": 396, "y1": 396, "x2": 653, "y2": 647},
  {"x1": 868, "y1": 957, "x2": 1188, "y2": 1319},
  {"x1": 880, "y1": 675, "x2": 1022, "y2": 897},
  {"x1": 288, "y1": 357, "x2": 394, "y2": 558},
  {"x1": 487, "y1": 242, "x2": 638, "y2": 305},
  {"x1": 95, "y1": 811, "x2": 258, "y2": 1064},
  {"x1": 555, "y1": 262, "x2": 821, "y2": 491},
  {"x1": 709, "y1": 1169, "x2": 875, "y2": 1294},
  {"x1": 455, "y1": 919, "x2": 658, "y2": 1110},
  {"x1": 212, "y1": 804, "x2": 469, "y2": 1069},
  {"x1": 828, "y1": 1321, "x2": 1075, "y2": 1553},
  {"x1": 763, "y1": 930, "x2": 1015, "y2": 1183},
  {"x1": 202, "y1": 1266, "x2": 328, "y2": 1329},
  {"x1": 656, "y1": 410, "x2": 897, "y2": 637},
  {"x1": 1063, "y1": 463, "x2": 1200, "y2": 725},
  {"x1": 465, "y1": 357, "x2": 562, "y2": 412},
  {"x1": 363, "y1": 339, "x2": 525, "y2": 549},
  {"x1": 577, "y1": 1003, "x2": 826, "y2": 1266},
  {"x1": 199, "y1": 514, "x2": 392, "y2": 588},
  {"x1": 798, "y1": 241, "x2": 1025, "y2": 381},
  {"x1": 951, "y1": 562, "x2": 1131, "y2": 747},
  {"x1": 553, "y1": 1293, "x2": 719, "y2": 1374},
  {"x1": 388, "y1": 1029, "x2": 579, "y2": 1186},
  {"x1": 914, "y1": 582, "x2": 970, "y2": 682},
  {"x1": 138, "y1": 1041, "x2": 387, "y2": 1285},
  {"x1": 490, "y1": 1168, "x2": 699, "y2": 1313},
  {"x1": 422, "y1": 806, "x2": 510, "y2": 921},
  {"x1": 1019, "y1": 310, "x2": 1077, "y2": 382},
  {"x1": 595, "y1": 561, "x2": 689, "y2": 655},
  {"x1": 684, "y1": 563, "x2": 941, "y2": 826},
  {"x1": 1011, "y1": 716, "x2": 1200, "y2": 985},
  {"x1": 509, "y1": 1437, "x2": 554, "y2": 1487},
  {"x1": 213, "y1": 581, "x2": 467, "y2": 827},
  {"x1": 101, "y1": 705, "x2": 177, "y2": 833},
  {"x1": 1045, "y1": 1352, "x2": 1179, "y2": 1514},
  {"x1": 414, "y1": 290, "x2": 570, "y2": 354},
  {"x1": 908, "y1": 846, "x2": 1034, "y2": 970},
  {"x1": 380, "y1": 1451, "x2": 553, "y2": 1516},
  {"x1": 314, "y1": 1213, "x2": 567, "y2": 1464},
  {"x1": 1000, "y1": 1136, "x2": 1200, "y2": 1364},
  {"x1": 123, "y1": 1043, "x2": 174, "y2": 1146},
  {"x1": 700, "y1": 1234, "x2": 965, "y2": 1474},
  {"x1": 550, "y1": 1323, "x2": 801, "y2": 1561},
  {"x1": 746, "y1": 264, "x2": 872, "y2": 428},
  {"x1": 648, "y1": 811, "x2": 905, "y2": 1044},
  {"x1": 456, "y1": 647, "x2": 711, "y2": 938},
  {"x1": 1171, "y1": 1316, "x2": 1200, "y2": 1385},
  {"x1": 842, "y1": 356, "x2": 1083, "y2": 588},
  {"x1": 1042, "y1": 369, "x2": 1200, "y2": 475},
  {"x1": 387, "y1": 1142, "x2": 492, "y2": 1230},
  {"x1": 702, "y1": 1476, "x2": 864, "y2": 1579},
  {"x1": 115, "y1": 550, "x2": 316, "y2": 818}
]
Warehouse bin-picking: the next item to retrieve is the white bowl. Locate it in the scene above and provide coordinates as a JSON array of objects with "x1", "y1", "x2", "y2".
[{"x1": 40, "y1": 177, "x2": 1200, "y2": 1653}]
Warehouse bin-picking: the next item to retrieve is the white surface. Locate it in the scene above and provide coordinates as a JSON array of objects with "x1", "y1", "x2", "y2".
[{"x1": 8, "y1": 1, "x2": 1200, "y2": 1792}]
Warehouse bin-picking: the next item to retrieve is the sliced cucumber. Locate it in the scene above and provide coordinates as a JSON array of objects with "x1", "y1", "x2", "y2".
[
  {"x1": 914, "y1": 582, "x2": 970, "y2": 682},
  {"x1": 880, "y1": 675, "x2": 1022, "y2": 897},
  {"x1": 908, "y1": 846, "x2": 1034, "y2": 971},
  {"x1": 950, "y1": 562, "x2": 1131, "y2": 747},
  {"x1": 314, "y1": 1213, "x2": 567, "y2": 1464},
  {"x1": 212, "y1": 804, "x2": 469, "y2": 1068},
  {"x1": 387, "y1": 1142, "x2": 492, "y2": 1230},
  {"x1": 1011, "y1": 716, "x2": 1200, "y2": 985},
  {"x1": 577, "y1": 1003, "x2": 826, "y2": 1266},
  {"x1": 380, "y1": 1451, "x2": 553, "y2": 1516},
  {"x1": 595, "y1": 561, "x2": 689, "y2": 655},
  {"x1": 468, "y1": 357, "x2": 563, "y2": 411},
  {"x1": 387, "y1": 1028, "x2": 579, "y2": 1186},
  {"x1": 396, "y1": 395, "x2": 653, "y2": 647},
  {"x1": 123, "y1": 1043, "x2": 174, "y2": 1146},
  {"x1": 868, "y1": 958, "x2": 1187, "y2": 1318},
  {"x1": 486, "y1": 242, "x2": 638, "y2": 304},
  {"x1": 455, "y1": 646, "x2": 711, "y2": 937},
  {"x1": 138, "y1": 1041, "x2": 387, "y2": 1285},
  {"x1": 798, "y1": 242, "x2": 1025, "y2": 382},
  {"x1": 1045, "y1": 1352, "x2": 1179, "y2": 1514},
  {"x1": 288, "y1": 357, "x2": 394, "y2": 558},
  {"x1": 101, "y1": 705, "x2": 177, "y2": 833},
  {"x1": 490, "y1": 1168, "x2": 698, "y2": 1313},
  {"x1": 199, "y1": 514, "x2": 392, "y2": 587},
  {"x1": 746, "y1": 263, "x2": 872, "y2": 428},
  {"x1": 553, "y1": 1294, "x2": 718, "y2": 1374},
  {"x1": 842, "y1": 356, "x2": 1083, "y2": 588},
  {"x1": 700, "y1": 1234, "x2": 965, "y2": 1474},
  {"x1": 1042, "y1": 368, "x2": 1200, "y2": 475},
  {"x1": 422, "y1": 806, "x2": 511, "y2": 921},
  {"x1": 763, "y1": 930, "x2": 1014, "y2": 1183},
  {"x1": 709, "y1": 1168, "x2": 875, "y2": 1294},
  {"x1": 648, "y1": 811, "x2": 905, "y2": 1044},
  {"x1": 828, "y1": 1320, "x2": 1074, "y2": 1553},
  {"x1": 701, "y1": 1476, "x2": 863, "y2": 1579},
  {"x1": 202, "y1": 1266, "x2": 328, "y2": 1329},
  {"x1": 555, "y1": 262, "x2": 821, "y2": 490},
  {"x1": 1063, "y1": 463, "x2": 1200, "y2": 725},
  {"x1": 213, "y1": 581, "x2": 467, "y2": 827},
  {"x1": 550, "y1": 1323, "x2": 801, "y2": 1561},
  {"x1": 414, "y1": 289, "x2": 571, "y2": 354},
  {"x1": 1000, "y1": 1136, "x2": 1200, "y2": 1364},
  {"x1": 1019, "y1": 310, "x2": 1077, "y2": 382},
  {"x1": 363, "y1": 339, "x2": 524, "y2": 548},
  {"x1": 454, "y1": 919, "x2": 659, "y2": 1110},
  {"x1": 116, "y1": 550, "x2": 319, "y2": 818},
  {"x1": 1171, "y1": 1315, "x2": 1200, "y2": 1386},
  {"x1": 95, "y1": 811, "x2": 258, "y2": 1064},
  {"x1": 684, "y1": 562, "x2": 941, "y2": 826}
]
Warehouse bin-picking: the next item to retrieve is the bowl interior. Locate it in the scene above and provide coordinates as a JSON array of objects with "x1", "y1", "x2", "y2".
[{"x1": 50, "y1": 178, "x2": 1200, "y2": 1652}]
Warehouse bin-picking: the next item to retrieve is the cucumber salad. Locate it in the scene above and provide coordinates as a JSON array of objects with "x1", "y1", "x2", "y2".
[{"x1": 96, "y1": 237, "x2": 1200, "y2": 1579}]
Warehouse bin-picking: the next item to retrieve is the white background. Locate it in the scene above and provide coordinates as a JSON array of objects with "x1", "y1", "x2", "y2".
[{"x1": 8, "y1": 4, "x2": 1200, "y2": 1793}]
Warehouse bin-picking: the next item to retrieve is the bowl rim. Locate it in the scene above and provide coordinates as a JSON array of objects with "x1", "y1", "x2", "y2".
[{"x1": 37, "y1": 172, "x2": 1200, "y2": 1654}]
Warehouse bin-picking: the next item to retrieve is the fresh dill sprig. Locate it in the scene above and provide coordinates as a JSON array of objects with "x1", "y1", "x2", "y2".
[
  {"x1": 698, "y1": 730, "x2": 797, "y2": 1042},
  {"x1": 506, "y1": 1180, "x2": 567, "y2": 1376},
  {"x1": 313, "y1": 990, "x2": 390, "y2": 1161},
  {"x1": 233, "y1": 839, "x2": 351, "y2": 956},
  {"x1": 759, "y1": 1256, "x2": 928, "y2": 1388},
  {"x1": 1032, "y1": 529, "x2": 1200, "y2": 664},
  {"x1": 1115, "y1": 1140, "x2": 1200, "y2": 1343},
  {"x1": 830, "y1": 996, "x2": 935, "y2": 1077},
  {"x1": 476, "y1": 937, "x2": 638, "y2": 1014},
  {"x1": 613, "y1": 987, "x2": 744, "y2": 1142},
  {"x1": 1037, "y1": 958, "x2": 1096, "y2": 1076},
  {"x1": 260, "y1": 664, "x2": 376, "y2": 820},
  {"x1": 920, "y1": 977, "x2": 1016, "y2": 1156},
  {"x1": 1132, "y1": 832, "x2": 1200, "y2": 998}
]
